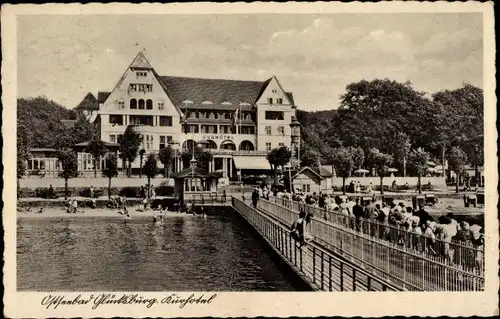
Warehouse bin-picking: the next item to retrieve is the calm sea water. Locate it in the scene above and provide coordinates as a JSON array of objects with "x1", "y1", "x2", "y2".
[{"x1": 17, "y1": 213, "x2": 297, "y2": 291}]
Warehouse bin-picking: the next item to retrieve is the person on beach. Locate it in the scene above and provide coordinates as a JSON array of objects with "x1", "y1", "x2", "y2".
[{"x1": 36, "y1": 208, "x2": 44, "y2": 214}]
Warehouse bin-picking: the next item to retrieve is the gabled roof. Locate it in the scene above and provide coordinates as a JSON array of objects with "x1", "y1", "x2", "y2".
[
  {"x1": 97, "y1": 92, "x2": 111, "y2": 104},
  {"x1": 158, "y1": 76, "x2": 271, "y2": 109},
  {"x1": 311, "y1": 166, "x2": 333, "y2": 178},
  {"x1": 171, "y1": 167, "x2": 223, "y2": 179},
  {"x1": 74, "y1": 93, "x2": 99, "y2": 111},
  {"x1": 293, "y1": 166, "x2": 325, "y2": 180}
]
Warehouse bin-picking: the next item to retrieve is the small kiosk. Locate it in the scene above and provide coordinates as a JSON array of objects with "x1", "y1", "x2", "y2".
[{"x1": 171, "y1": 157, "x2": 222, "y2": 204}]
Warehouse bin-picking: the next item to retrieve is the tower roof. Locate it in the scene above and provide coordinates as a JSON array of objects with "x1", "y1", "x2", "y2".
[{"x1": 74, "y1": 92, "x2": 99, "y2": 111}]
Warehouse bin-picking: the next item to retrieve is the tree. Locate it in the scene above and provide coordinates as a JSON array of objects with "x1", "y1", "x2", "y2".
[
  {"x1": 102, "y1": 153, "x2": 118, "y2": 199},
  {"x1": 369, "y1": 148, "x2": 393, "y2": 195},
  {"x1": 408, "y1": 148, "x2": 430, "y2": 194},
  {"x1": 448, "y1": 146, "x2": 468, "y2": 193},
  {"x1": 348, "y1": 146, "x2": 365, "y2": 170},
  {"x1": 17, "y1": 119, "x2": 31, "y2": 196},
  {"x1": 334, "y1": 79, "x2": 435, "y2": 153},
  {"x1": 143, "y1": 153, "x2": 158, "y2": 199},
  {"x1": 330, "y1": 147, "x2": 354, "y2": 195},
  {"x1": 392, "y1": 132, "x2": 411, "y2": 177},
  {"x1": 85, "y1": 138, "x2": 108, "y2": 178},
  {"x1": 57, "y1": 149, "x2": 78, "y2": 199},
  {"x1": 138, "y1": 149, "x2": 146, "y2": 177},
  {"x1": 180, "y1": 145, "x2": 213, "y2": 172},
  {"x1": 69, "y1": 117, "x2": 98, "y2": 146},
  {"x1": 266, "y1": 146, "x2": 292, "y2": 184},
  {"x1": 119, "y1": 125, "x2": 143, "y2": 177},
  {"x1": 159, "y1": 145, "x2": 175, "y2": 177}
]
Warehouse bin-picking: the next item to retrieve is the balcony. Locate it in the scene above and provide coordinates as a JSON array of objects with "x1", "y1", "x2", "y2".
[{"x1": 205, "y1": 149, "x2": 268, "y2": 156}]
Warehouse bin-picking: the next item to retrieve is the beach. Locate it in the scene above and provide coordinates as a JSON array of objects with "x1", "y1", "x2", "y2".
[{"x1": 17, "y1": 208, "x2": 200, "y2": 219}]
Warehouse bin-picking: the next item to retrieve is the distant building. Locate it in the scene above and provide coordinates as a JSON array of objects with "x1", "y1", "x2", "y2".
[
  {"x1": 287, "y1": 166, "x2": 334, "y2": 194},
  {"x1": 74, "y1": 51, "x2": 301, "y2": 179}
]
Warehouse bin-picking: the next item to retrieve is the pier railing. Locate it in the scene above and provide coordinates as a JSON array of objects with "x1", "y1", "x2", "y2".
[
  {"x1": 258, "y1": 197, "x2": 484, "y2": 291},
  {"x1": 232, "y1": 197, "x2": 400, "y2": 291}
]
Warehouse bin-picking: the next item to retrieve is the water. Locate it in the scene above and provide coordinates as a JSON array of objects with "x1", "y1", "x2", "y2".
[{"x1": 17, "y1": 213, "x2": 297, "y2": 291}]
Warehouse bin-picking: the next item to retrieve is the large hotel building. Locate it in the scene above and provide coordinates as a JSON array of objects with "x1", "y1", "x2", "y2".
[{"x1": 74, "y1": 51, "x2": 301, "y2": 180}]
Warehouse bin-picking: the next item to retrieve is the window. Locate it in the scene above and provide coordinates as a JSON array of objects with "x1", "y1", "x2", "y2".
[
  {"x1": 118, "y1": 99, "x2": 125, "y2": 108},
  {"x1": 129, "y1": 83, "x2": 153, "y2": 93},
  {"x1": 266, "y1": 142, "x2": 272, "y2": 151},
  {"x1": 272, "y1": 89, "x2": 277, "y2": 93},
  {"x1": 109, "y1": 115, "x2": 123, "y2": 125},
  {"x1": 267, "y1": 98, "x2": 273, "y2": 104},
  {"x1": 138, "y1": 99, "x2": 145, "y2": 109},
  {"x1": 240, "y1": 126, "x2": 255, "y2": 134},
  {"x1": 146, "y1": 99, "x2": 153, "y2": 110},
  {"x1": 159, "y1": 136, "x2": 173, "y2": 149},
  {"x1": 277, "y1": 98, "x2": 283, "y2": 104},
  {"x1": 265, "y1": 111, "x2": 284, "y2": 120},
  {"x1": 265, "y1": 126, "x2": 271, "y2": 135},
  {"x1": 302, "y1": 184, "x2": 310, "y2": 193},
  {"x1": 130, "y1": 98, "x2": 137, "y2": 109},
  {"x1": 187, "y1": 125, "x2": 199, "y2": 133},
  {"x1": 220, "y1": 125, "x2": 231, "y2": 134},
  {"x1": 158, "y1": 100, "x2": 164, "y2": 109},
  {"x1": 130, "y1": 115, "x2": 153, "y2": 126},
  {"x1": 159, "y1": 116, "x2": 173, "y2": 127},
  {"x1": 278, "y1": 126, "x2": 285, "y2": 136},
  {"x1": 110, "y1": 135, "x2": 116, "y2": 143},
  {"x1": 278, "y1": 142, "x2": 285, "y2": 147},
  {"x1": 201, "y1": 125, "x2": 218, "y2": 134},
  {"x1": 136, "y1": 71, "x2": 147, "y2": 77}
]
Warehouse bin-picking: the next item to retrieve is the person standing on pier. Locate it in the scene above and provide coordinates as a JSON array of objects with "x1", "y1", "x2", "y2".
[{"x1": 251, "y1": 188, "x2": 259, "y2": 208}]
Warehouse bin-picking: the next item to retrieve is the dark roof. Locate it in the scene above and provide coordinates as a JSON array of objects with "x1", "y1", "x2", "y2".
[
  {"x1": 312, "y1": 166, "x2": 333, "y2": 178},
  {"x1": 159, "y1": 76, "x2": 270, "y2": 108},
  {"x1": 171, "y1": 167, "x2": 208, "y2": 179},
  {"x1": 293, "y1": 166, "x2": 325, "y2": 180},
  {"x1": 61, "y1": 119, "x2": 77, "y2": 129},
  {"x1": 285, "y1": 92, "x2": 295, "y2": 105},
  {"x1": 97, "y1": 92, "x2": 111, "y2": 104},
  {"x1": 74, "y1": 93, "x2": 99, "y2": 111},
  {"x1": 72, "y1": 140, "x2": 120, "y2": 150},
  {"x1": 30, "y1": 147, "x2": 57, "y2": 152}
]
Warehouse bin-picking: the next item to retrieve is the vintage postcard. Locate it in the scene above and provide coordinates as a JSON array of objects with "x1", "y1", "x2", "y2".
[{"x1": 2, "y1": 2, "x2": 498, "y2": 318}]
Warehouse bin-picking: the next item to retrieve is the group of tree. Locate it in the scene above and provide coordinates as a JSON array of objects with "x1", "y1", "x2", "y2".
[{"x1": 297, "y1": 79, "x2": 483, "y2": 189}]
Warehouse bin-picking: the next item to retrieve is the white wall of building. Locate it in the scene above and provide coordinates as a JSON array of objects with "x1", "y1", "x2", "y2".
[{"x1": 255, "y1": 77, "x2": 295, "y2": 151}]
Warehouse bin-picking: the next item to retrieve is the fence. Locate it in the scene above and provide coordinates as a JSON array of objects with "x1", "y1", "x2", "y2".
[
  {"x1": 232, "y1": 197, "x2": 400, "y2": 291},
  {"x1": 258, "y1": 197, "x2": 484, "y2": 291}
]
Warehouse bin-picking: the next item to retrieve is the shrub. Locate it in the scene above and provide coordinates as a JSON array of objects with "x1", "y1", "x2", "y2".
[
  {"x1": 156, "y1": 185, "x2": 175, "y2": 197},
  {"x1": 119, "y1": 186, "x2": 140, "y2": 198}
]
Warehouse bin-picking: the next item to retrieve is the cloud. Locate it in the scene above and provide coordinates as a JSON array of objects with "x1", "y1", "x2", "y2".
[{"x1": 16, "y1": 14, "x2": 483, "y2": 111}]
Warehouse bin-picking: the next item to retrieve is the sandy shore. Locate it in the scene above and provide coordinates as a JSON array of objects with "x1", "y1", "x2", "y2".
[{"x1": 17, "y1": 208, "x2": 200, "y2": 219}]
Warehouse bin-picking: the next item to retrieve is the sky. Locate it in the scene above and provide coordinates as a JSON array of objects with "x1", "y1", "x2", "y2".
[{"x1": 17, "y1": 13, "x2": 483, "y2": 111}]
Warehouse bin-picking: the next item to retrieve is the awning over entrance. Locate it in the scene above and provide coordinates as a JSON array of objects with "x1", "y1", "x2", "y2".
[{"x1": 233, "y1": 156, "x2": 271, "y2": 170}]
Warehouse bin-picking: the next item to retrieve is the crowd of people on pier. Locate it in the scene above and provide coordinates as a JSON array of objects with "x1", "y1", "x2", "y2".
[{"x1": 256, "y1": 187, "x2": 484, "y2": 272}]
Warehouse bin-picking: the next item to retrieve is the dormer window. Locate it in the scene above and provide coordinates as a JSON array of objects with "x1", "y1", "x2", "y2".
[
  {"x1": 239, "y1": 102, "x2": 251, "y2": 106},
  {"x1": 221, "y1": 101, "x2": 232, "y2": 105},
  {"x1": 201, "y1": 101, "x2": 213, "y2": 105}
]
